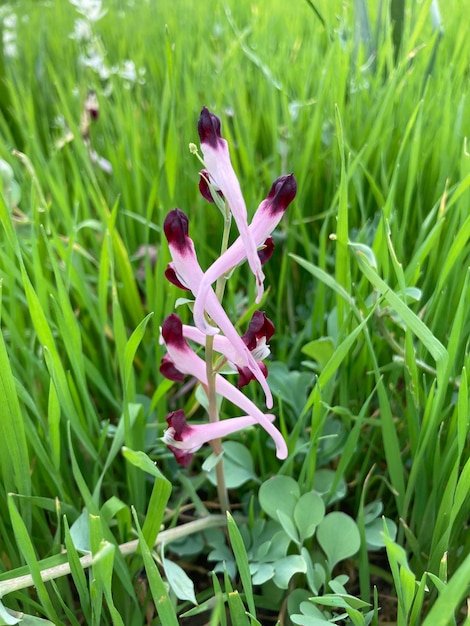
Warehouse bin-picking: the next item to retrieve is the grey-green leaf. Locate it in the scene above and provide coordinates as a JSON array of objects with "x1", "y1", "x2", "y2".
[
  {"x1": 294, "y1": 492, "x2": 326, "y2": 542},
  {"x1": 161, "y1": 551, "x2": 197, "y2": 605},
  {"x1": 259, "y1": 476, "x2": 300, "y2": 520},
  {"x1": 317, "y1": 512, "x2": 361, "y2": 570},
  {"x1": 273, "y1": 555, "x2": 307, "y2": 589}
]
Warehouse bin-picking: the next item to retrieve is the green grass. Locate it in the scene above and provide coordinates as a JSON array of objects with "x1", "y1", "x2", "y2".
[{"x1": 0, "y1": 0, "x2": 469, "y2": 624}]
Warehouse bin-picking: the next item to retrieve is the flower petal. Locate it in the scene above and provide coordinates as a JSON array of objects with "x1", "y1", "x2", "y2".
[
  {"x1": 199, "y1": 169, "x2": 224, "y2": 204},
  {"x1": 183, "y1": 312, "x2": 274, "y2": 368},
  {"x1": 198, "y1": 106, "x2": 265, "y2": 300},
  {"x1": 192, "y1": 174, "x2": 296, "y2": 337},
  {"x1": 162, "y1": 409, "x2": 276, "y2": 466},
  {"x1": 242, "y1": 311, "x2": 275, "y2": 350},
  {"x1": 182, "y1": 320, "x2": 270, "y2": 389}
]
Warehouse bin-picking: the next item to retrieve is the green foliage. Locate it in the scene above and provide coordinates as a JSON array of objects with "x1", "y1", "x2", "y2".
[{"x1": 0, "y1": 0, "x2": 468, "y2": 623}]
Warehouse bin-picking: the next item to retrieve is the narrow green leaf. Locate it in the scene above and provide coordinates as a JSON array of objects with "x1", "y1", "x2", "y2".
[
  {"x1": 226, "y1": 589, "x2": 251, "y2": 626},
  {"x1": 317, "y1": 313, "x2": 371, "y2": 390},
  {"x1": 121, "y1": 447, "x2": 172, "y2": 548},
  {"x1": 46, "y1": 380, "x2": 61, "y2": 472},
  {"x1": 131, "y1": 507, "x2": 179, "y2": 626},
  {"x1": 7, "y1": 497, "x2": 59, "y2": 623},
  {"x1": 422, "y1": 552, "x2": 470, "y2": 626},
  {"x1": 91, "y1": 537, "x2": 124, "y2": 626},
  {"x1": 227, "y1": 513, "x2": 257, "y2": 619},
  {"x1": 334, "y1": 105, "x2": 350, "y2": 328},
  {"x1": 457, "y1": 367, "x2": 468, "y2": 458},
  {"x1": 63, "y1": 518, "x2": 91, "y2": 623},
  {"x1": 123, "y1": 312, "x2": 154, "y2": 395},
  {"x1": 0, "y1": 326, "x2": 31, "y2": 501},
  {"x1": 354, "y1": 251, "x2": 448, "y2": 375},
  {"x1": 121, "y1": 447, "x2": 168, "y2": 481}
]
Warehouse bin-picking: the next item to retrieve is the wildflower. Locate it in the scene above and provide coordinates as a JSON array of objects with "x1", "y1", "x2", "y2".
[
  {"x1": 198, "y1": 107, "x2": 264, "y2": 301},
  {"x1": 192, "y1": 174, "x2": 296, "y2": 335},
  {"x1": 163, "y1": 209, "x2": 273, "y2": 408},
  {"x1": 160, "y1": 314, "x2": 287, "y2": 459},
  {"x1": 162, "y1": 409, "x2": 276, "y2": 466}
]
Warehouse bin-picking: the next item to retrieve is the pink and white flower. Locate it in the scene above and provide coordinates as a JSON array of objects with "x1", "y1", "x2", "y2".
[
  {"x1": 192, "y1": 173, "x2": 296, "y2": 335},
  {"x1": 162, "y1": 409, "x2": 276, "y2": 466},
  {"x1": 163, "y1": 208, "x2": 274, "y2": 408},
  {"x1": 198, "y1": 107, "x2": 265, "y2": 301}
]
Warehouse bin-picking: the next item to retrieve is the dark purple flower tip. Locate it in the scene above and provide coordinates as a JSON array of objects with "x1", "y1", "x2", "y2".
[
  {"x1": 237, "y1": 362, "x2": 268, "y2": 389},
  {"x1": 167, "y1": 444, "x2": 193, "y2": 466},
  {"x1": 164, "y1": 264, "x2": 190, "y2": 291},
  {"x1": 266, "y1": 174, "x2": 297, "y2": 215},
  {"x1": 258, "y1": 237, "x2": 275, "y2": 265},
  {"x1": 160, "y1": 353, "x2": 185, "y2": 382},
  {"x1": 163, "y1": 209, "x2": 190, "y2": 250},
  {"x1": 85, "y1": 90, "x2": 99, "y2": 120},
  {"x1": 242, "y1": 311, "x2": 275, "y2": 350},
  {"x1": 161, "y1": 313, "x2": 186, "y2": 348},
  {"x1": 166, "y1": 409, "x2": 190, "y2": 440},
  {"x1": 165, "y1": 410, "x2": 194, "y2": 466},
  {"x1": 199, "y1": 169, "x2": 224, "y2": 204},
  {"x1": 198, "y1": 106, "x2": 222, "y2": 149}
]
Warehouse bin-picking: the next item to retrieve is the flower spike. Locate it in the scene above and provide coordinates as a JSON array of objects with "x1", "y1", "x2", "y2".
[
  {"x1": 163, "y1": 208, "x2": 273, "y2": 408},
  {"x1": 198, "y1": 107, "x2": 265, "y2": 301}
]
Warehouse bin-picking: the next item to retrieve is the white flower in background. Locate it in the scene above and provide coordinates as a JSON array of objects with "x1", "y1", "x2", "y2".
[
  {"x1": 69, "y1": 0, "x2": 107, "y2": 22},
  {"x1": 79, "y1": 45, "x2": 113, "y2": 80},
  {"x1": 68, "y1": 0, "x2": 145, "y2": 88},
  {"x1": 117, "y1": 60, "x2": 146, "y2": 87},
  {"x1": 118, "y1": 59, "x2": 136, "y2": 84},
  {"x1": 69, "y1": 17, "x2": 93, "y2": 42},
  {"x1": 2, "y1": 11, "x2": 17, "y2": 58}
]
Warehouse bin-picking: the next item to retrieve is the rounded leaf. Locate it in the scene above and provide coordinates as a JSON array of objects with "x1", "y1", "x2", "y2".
[
  {"x1": 207, "y1": 441, "x2": 256, "y2": 488},
  {"x1": 294, "y1": 492, "x2": 325, "y2": 542},
  {"x1": 363, "y1": 500, "x2": 383, "y2": 524},
  {"x1": 162, "y1": 557, "x2": 197, "y2": 605},
  {"x1": 365, "y1": 516, "x2": 397, "y2": 550},
  {"x1": 290, "y1": 600, "x2": 331, "y2": 625},
  {"x1": 259, "y1": 475, "x2": 300, "y2": 520},
  {"x1": 0, "y1": 159, "x2": 14, "y2": 184},
  {"x1": 252, "y1": 562, "x2": 274, "y2": 585},
  {"x1": 313, "y1": 469, "x2": 347, "y2": 505},
  {"x1": 273, "y1": 555, "x2": 307, "y2": 589},
  {"x1": 317, "y1": 512, "x2": 360, "y2": 570}
]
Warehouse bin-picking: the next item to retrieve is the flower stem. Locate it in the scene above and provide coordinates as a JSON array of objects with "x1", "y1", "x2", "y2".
[
  {"x1": 206, "y1": 204, "x2": 232, "y2": 515},
  {"x1": 205, "y1": 335, "x2": 230, "y2": 514}
]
